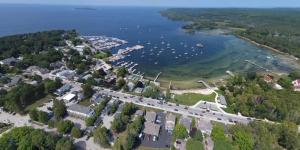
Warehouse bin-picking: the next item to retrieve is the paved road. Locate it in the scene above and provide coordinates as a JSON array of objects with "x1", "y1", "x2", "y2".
[{"x1": 95, "y1": 87, "x2": 252, "y2": 125}]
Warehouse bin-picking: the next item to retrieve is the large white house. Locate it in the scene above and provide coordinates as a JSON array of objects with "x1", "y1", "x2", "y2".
[{"x1": 67, "y1": 104, "x2": 95, "y2": 119}]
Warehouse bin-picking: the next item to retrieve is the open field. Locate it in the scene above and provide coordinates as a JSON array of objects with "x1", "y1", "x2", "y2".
[
  {"x1": 171, "y1": 92, "x2": 216, "y2": 106},
  {"x1": 25, "y1": 94, "x2": 54, "y2": 112}
]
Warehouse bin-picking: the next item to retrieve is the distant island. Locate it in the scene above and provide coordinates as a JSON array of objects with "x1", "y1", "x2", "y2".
[
  {"x1": 161, "y1": 8, "x2": 300, "y2": 59},
  {"x1": 75, "y1": 7, "x2": 97, "y2": 10}
]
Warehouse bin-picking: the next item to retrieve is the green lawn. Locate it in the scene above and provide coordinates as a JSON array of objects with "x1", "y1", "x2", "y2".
[
  {"x1": 25, "y1": 94, "x2": 53, "y2": 112},
  {"x1": 78, "y1": 98, "x2": 92, "y2": 107},
  {"x1": 171, "y1": 93, "x2": 216, "y2": 106},
  {"x1": 186, "y1": 139, "x2": 204, "y2": 150}
]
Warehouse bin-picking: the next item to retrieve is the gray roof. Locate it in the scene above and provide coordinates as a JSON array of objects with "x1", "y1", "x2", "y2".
[
  {"x1": 68, "y1": 104, "x2": 93, "y2": 115},
  {"x1": 0, "y1": 57, "x2": 18, "y2": 65},
  {"x1": 143, "y1": 122, "x2": 160, "y2": 136},
  {"x1": 145, "y1": 111, "x2": 156, "y2": 122},
  {"x1": 135, "y1": 110, "x2": 144, "y2": 116},
  {"x1": 166, "y1": 113, "x2": 176, "y2": 123},
  {"x1": 218, "y1": 95, "x2": 227, "y2": 105},
  {"x1": 180, "y1": 116, "x2": 192, "y2": 132}
]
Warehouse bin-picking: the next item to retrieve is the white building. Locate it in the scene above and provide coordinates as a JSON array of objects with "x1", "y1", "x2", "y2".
[{"x1": 67, "y1": 104, "x2": 95, "y2": 119}]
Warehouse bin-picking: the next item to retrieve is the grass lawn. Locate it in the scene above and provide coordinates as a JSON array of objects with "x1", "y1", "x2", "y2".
[
  {"x1": 25, "y1": 94, "x2": 54, "y2": 112},
  {"x1": 78, "y1": 98, "x2": 92, "y2": 107},
  {"x1": 171, "y1": 92, "x2": 216, "y2": 106},
  {"x1": 138, "y1": 147, "x2": 169, "y2": 150},
  {"x1": 186, "y1": 139, "x2": 204, "y2": 150}
]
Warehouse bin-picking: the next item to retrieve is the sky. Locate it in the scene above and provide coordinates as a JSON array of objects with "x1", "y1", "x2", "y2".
[{"x1": 0, "y1": 0, "x2": 300, "y2": 8}]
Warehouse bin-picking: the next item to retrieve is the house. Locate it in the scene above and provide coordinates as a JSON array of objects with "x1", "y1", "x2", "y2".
[
  {"x1": 63, "y1": 93, "x2": 76, "y2": 102},
  {"x1": 134, "y1": 87, "x2": 144, "y2": 94},
  {"x1": 26, "y1": 66, "x2": 50, "y2": 75},
  {"x1": 90, "y1": 93, "x2": 106, "y2": 105},
  {"x1": 165, "y1": 113, "x2": 176, "y2": 133},
  {"x1": 50, "y1": 61, "x2": 64, "y2": 69},
  {"x1": 135, "y1": 110, "x2": 144, "y2": 117},
  {"x1": 197, "y1": 119, "x2": 212, "y2": 135},
  {"x1": 0, "y1": 57, "x2": 18, "y2": 66},
  {"x1": 55, "y1": 84, "x2": 72, "y2": 96},
  {"x1": 292, "y1": 79, "x2": 300, "y2": 91},
  {"x1": 56, "y1": 70, "x2": 76, "y2": 80},
  {"x1": 67, "y1": 104, "x2": 95, "y2": 119},
  {"x1": 5, "y1": 76, "x2": 21, "y2": 88},
  {"x1": 143, "y1": 122, "x2": 161, "y2": 141},
  {"x1": 217, "y1": 95, "x2": 227, "y2": 106},
  {"x1": 145, "y1": 111, "x2": 157, "y2": 123},
  {"x1": 127, "y1": 82, "x2": 135, "y2": 92},
  {"x1": 180, "y1": 116, "x2": 192, "y2": 133},
  {"x1": 263, "y1": 74, "x2": 274, "y2": 83}
]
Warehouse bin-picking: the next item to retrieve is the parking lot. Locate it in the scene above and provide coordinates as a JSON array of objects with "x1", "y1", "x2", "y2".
[{"x1": 140, "y1": 112, "x2": 172, "y2": 149}]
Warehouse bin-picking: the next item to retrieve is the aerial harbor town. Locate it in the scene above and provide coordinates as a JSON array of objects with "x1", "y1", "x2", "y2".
[{"x1": 1, "y1": 1, "x2": 300, "y2": 150}]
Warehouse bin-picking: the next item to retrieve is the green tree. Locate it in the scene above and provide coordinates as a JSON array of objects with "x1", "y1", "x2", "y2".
[
  {"x1": 38, "y1": 111, "x2": 49, "y2": 124},
  {"x1": 71, "y1": 127, "x2": 82, "y2": 138},
  {"x1": 192, "y1": 130, "x2": 203, "y2": 141},
  {"x1": 44, "y1": 78, "x2": 62, "y2": 93},
  {"x1": 29, "y1": 109, "x2": 39, "y2": 121},
  {"x1": 57, "y1": 120, "x2": 74, "y2": 134},
  {"x1": 116, "y1": 78, "x2": 126, "y2": 89},
  {"x1": 55, "y1": 138, "x2": 74, "y2": 150},
  {"x1": 116, "y1": 67, "x2": 128, "y2": 78},
  {"x1": 94, "y1": 126, "x2": 111, "y2": 148},
  {"x1": 53, "y1": 100, "x2": 67, "y2": 119},
  {"x1": 174, "y1": 124, "x2": 188, "y2": 139},
  {"x1": 85, "y1": 116, "x2": 96, "y2": 126},
  {"x1": 82, "y1": 83, "x2": 94, "y2": 98}
]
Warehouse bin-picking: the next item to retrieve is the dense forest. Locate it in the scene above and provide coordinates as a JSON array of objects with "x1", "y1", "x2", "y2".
[
  {"x1": 212, "y1": 121, "x2": 300, "y2": 150},
  {"x1": 0, "y1": 127, "x2": 74, "y2": 150},
  {"x1": 219, "y1": 72, "x2": 300, "y2": 124},
  {"x1": 0, "y1": 30, "x2": 79, "y2": 69},
  {"x1": 161, "y1": 8, "x2": 300, "y2": 57}
]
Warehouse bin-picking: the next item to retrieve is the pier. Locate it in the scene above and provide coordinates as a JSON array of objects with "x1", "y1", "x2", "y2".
[
  {"x1": 154, "y1": 72, "x2": 162, "y2": 82},
  {"x1": 245, "y1": 60, "x2": 275, "y2": 74}
]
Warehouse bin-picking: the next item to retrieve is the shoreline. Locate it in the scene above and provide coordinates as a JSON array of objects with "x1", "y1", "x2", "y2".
[{"x1": 236, "y1": 34, "x2": 299, "y2": 61}]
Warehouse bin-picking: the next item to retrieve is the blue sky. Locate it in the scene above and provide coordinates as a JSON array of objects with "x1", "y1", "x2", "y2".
[{"x1": 0, "y1": 0, "x2": 299, "y2": 8}]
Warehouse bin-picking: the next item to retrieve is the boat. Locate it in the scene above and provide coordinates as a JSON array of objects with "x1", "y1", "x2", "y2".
[{"x1": 196, "y1": 43, "x2": 204, "y2": 48}]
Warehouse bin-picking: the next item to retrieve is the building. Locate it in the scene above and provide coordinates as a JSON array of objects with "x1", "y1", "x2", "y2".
[
  {"x1": 165, "y1": 113, "x2": 176, "y2": 133},
  {"x1": 218, "y1": 95, "x2": 227, "y2": 106},
  {"x1": 263, "y1": 74, "x2": 274, "y2": 83},
  {"x1": 145, "y1": 111, "x2": 157, "y2": 123},
  {"x1": 134, "y1": 87, "x2": 144, "y2": 94},
  {"x1": 180, "y1": 116, "x2": 192, "y2": 133},
  {"x1": 143, "y1": 122, "x2": 161, "y2": 141},
  {"x1": 292, "y1": 79, "x2": 300, "y2": 91},
  {"x1": 63, "y1": 93, "x2": 76, "y2": 102},
  {"x1": 197, "y1": 119, "x2": 213, "y2": 135},
  {"x1": 56, "y1": 70, "x2": 76, "y2": 80},
  {"x1": 91, "y1": 93, "x2": 106, "y2": 105},
  {"x1": 26, "y1": 66, "x2": 49, "y2": 75},
  {"x1": 135, "y1": 110, "x2": 144, "y2": 117},
  {"x1": 55, "y1": 84, "x2": 72, "y2": 96},
  {"x1": 5, "y1": 76, "x2": 21, "y2": 88},
  {"x1": 0, "y1": 57, "x2": 18, "y2": 66},
  {"x1": 67, "y1": 104, "x2": 95, "y2": 119}
]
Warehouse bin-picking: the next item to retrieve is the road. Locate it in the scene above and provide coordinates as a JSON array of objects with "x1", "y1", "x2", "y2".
[
  {"x1": 39, "y1": 70, "x2": 253, "y2": 125},
  {"x1": 94, "y1": 87, "x2": 252, "y2": 125}
]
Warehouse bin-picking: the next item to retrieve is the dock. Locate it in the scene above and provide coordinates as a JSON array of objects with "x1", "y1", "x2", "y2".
[
  {"x1": 245, "y1": 60, "x2": 275, "y2": 74},
  {"x1": 154, "y1": 72, "x2": 162, "y2": 82}
]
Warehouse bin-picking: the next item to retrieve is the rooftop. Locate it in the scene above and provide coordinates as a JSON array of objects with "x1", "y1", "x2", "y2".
[
  {"x1": 145, "y1": 111, "x2": 157, "y2": 122},
  {"x1": 68, "y1": 104, "x2": 94, "y2": 115},
  {"x1": 143, "y1": 122, "x2": 161, "y2": 137}
]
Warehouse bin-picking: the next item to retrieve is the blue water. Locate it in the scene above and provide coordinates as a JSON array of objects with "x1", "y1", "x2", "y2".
[{"x1": 0, "y1": 4, "x2": 299, "y2": 82}]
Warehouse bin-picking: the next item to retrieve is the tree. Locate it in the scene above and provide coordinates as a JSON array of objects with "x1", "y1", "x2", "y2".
[
  {"x1": 192, "y1": 130, "x2": 203, "y2": 141},
  {"x1": 116, "y1": 78, "x2": 126, "y2": 89},
  {"x1": 123, "y1": 133, "x2": 136, "y2": 150},
  {"x1": 116, "y1": 67, "x2": 128, "y2": 78},
  {"x1": 53, "y1": 100, "x2": 67, "y2": 119},
  {"x1": 94, "y1": 126, "x2": 111, "y2": 148},
  {"x1": 71, "y1": 127, "x2": 82, "y2": 138},
  {"x1": 174, "y1": 124, "x2": 188, "y2": 139},
  {"x1": 57, "y1": 120, "x2": 74, "y2": 134},
  {"x1": 82, "y1": 83, "x2": 94, "y2": 98},
  {"x1": 55, "y1": 138, "x2": 74, "y2": 150},
  {"x1": 38, "y1": 111, "x2": 49, "y2": 124},
  {"x1": 85, "y1": 116, "x2": 96, "y2": 126},
  {"x1": 44, "y1": 78, "x2": 62, "y2": 93},
  {"x1": 29, "y1": 109, "x2": 39, "y2": 121}
]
